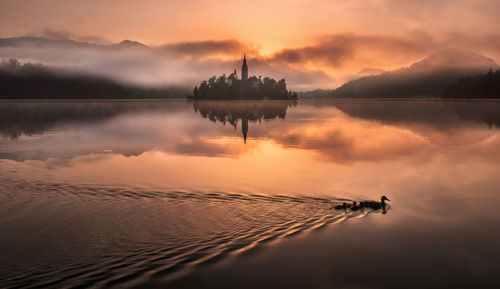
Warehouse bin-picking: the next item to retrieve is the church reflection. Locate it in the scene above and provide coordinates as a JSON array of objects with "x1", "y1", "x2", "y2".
[{"x1": 193, "y1": 100, "x2": 297, "y2": 143}]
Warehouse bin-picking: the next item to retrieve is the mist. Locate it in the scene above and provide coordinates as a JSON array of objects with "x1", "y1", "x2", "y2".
[
  {"x1": 0, "y1": 37, "x2": 335, "y2": 90},
  {"x1": 1, "y1": 31, "x2": 499, "y2": 90}
]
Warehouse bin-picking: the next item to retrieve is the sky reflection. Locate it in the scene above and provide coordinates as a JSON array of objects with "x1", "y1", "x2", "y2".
[
  {"x1": 1, "y1": 100, "x2": 499, "y2": 209},
  {"x1": 2, "y1": 100, "x2": 500, "y2": 289}
]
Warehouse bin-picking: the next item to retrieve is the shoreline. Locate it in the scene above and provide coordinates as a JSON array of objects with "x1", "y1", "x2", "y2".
[{"x1": 2, "y1": 97, "x2": 500, "y2": 102}]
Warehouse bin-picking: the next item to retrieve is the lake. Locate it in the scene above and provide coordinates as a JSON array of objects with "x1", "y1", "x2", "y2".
[{"x1": 1, "y1": 99, "x2": 500, "y2": 289}]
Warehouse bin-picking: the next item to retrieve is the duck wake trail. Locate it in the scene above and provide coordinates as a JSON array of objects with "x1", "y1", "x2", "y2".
[{"x1": 0, "y1": 178, "x2": 375, "y2": 289}]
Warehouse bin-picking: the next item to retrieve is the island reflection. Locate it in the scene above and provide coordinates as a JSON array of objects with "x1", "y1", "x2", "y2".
[
  {"x1": 1, "y1": 100, "x2": 499, "y2": 164},
  {"x1": 193, "y1": 100, "x2": 297, "y2": 143}
]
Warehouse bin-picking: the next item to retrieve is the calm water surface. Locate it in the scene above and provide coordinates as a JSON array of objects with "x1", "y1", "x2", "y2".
[{"x1": 1, "y1": 99, "x2": 499, "y2": 288}]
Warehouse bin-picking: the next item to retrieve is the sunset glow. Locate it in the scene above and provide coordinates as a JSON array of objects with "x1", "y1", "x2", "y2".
[
  {"x1": 2, "y1": 2, "x2": 500, "y2": 288},
  {"x1": 2, "y1": 0, "x2": 499, "y2": 89}
]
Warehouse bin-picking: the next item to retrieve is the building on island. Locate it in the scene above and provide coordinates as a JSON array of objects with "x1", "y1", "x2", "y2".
[
  {"x1": 227, "y1": 55, "x2": 248, "y2": 86},
  {"x1": 227, "y1": 69, "x2": 238, "y2": 86},
  {"x1": 192, "y1": 54, "x2": 297, "y2": 101},
  {"x1": 241, "y1": 54, "x2": 248, "y2": 80}
]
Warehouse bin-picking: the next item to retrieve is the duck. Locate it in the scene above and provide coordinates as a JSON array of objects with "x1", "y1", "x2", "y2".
[{"x1": 362, "y1": 195, "x2": 390, "y2": 210}]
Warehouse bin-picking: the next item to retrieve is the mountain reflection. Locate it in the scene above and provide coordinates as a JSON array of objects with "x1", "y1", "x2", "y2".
[
  {"x1": 193, "y1": 100, "x2": 297, "y2": 143},
  {"x1": 0, "y1": 100, "x2": 499, "y2": 163},
  {"x1": 308, "y1": 99, "x2": 500, "y2": 130},
  {"x1": 0, "y1": 100, "x2": 191, "y2": 139}
]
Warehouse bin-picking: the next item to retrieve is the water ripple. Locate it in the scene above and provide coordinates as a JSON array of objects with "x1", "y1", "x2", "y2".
[{"x1": 0, "y1": 178, "x2": 383, "y2": 288}]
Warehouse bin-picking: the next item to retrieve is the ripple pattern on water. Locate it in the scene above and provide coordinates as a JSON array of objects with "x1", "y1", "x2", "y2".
[{"x1": 0, "y1": 178, "x2": 382, "y2": 289}]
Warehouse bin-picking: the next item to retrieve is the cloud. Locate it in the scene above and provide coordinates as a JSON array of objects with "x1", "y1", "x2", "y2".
[
  {"x1": 2, "y1": 99, "x2": 500, "y2": 164},
  {"x1": 0, "y1": 36, "x2": 335, "y2": 89},
  {"x1": 259, "y1": 31, "x2": 500, "y2": 86},
  {"x1": 1, "y1": 31, "x2": 499, "y2": 90},
  {"x1": 158, "y1": 39, "x2": 258, "y2": 58},
  {"x1": 268, "y1": 32, "x2": 436, "y2": 69},
  {"x1": 358, "y1": 68, "x2": 386, "y2": 76},
  {"x1": 37, "y1": 28, "x2": 110, "y2": 45}
]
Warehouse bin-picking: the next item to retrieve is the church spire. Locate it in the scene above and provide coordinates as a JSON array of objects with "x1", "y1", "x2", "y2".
[
  {"x1": 241, "y1": 116, "x2": 248, "y2": 144},
  {"x1": 241, "y1": 54, "x2": 248, "y2": 80}
]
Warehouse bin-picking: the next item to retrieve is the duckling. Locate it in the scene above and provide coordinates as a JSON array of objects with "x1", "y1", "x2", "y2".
[
  {"x1": 350, "y1": 201, "x2": 362, "y2": 210},
  {"x1": 333, "y1": 202, "x2": 348, "y2": 210}
]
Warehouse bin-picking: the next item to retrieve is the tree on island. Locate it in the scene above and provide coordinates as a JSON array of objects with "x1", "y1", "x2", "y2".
[{"x1": 190, "y1": 74, "x2": 298, "y2": 100}]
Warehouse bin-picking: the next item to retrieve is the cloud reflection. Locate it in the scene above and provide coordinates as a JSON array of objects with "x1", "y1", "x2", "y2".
[{"x1": 0, "y1": 100, "x2": 499, "y2": 165}]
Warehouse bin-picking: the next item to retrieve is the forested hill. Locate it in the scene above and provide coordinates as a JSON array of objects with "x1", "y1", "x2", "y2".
[
  {"x1": 312, "y1": 49, "x2": 498, "y2": 98},
  {"x1": 0, "y1": 59, "x2": 188, "y2": 99}
]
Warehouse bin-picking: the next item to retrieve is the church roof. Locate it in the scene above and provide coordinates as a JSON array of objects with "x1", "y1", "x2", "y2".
[{"x1": 228, "y1": 69, "x2": 238, "y2": 79}]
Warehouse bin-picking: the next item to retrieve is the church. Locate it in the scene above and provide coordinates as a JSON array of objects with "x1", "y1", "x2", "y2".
[
  {"x1": 227, "y1": 54, "x2": 248, "y2": 86},
  {"x1": 191, "y1": 54, "x2": 296, "y2": 100}
]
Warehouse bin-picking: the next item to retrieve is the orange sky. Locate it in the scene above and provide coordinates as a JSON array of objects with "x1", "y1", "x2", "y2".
[
  {"x1": 2, "y1": 0, "x2": 498, "y2": 49},
  {"x1": 1, "y1": 0, "x2": 500, "y2": 88}
]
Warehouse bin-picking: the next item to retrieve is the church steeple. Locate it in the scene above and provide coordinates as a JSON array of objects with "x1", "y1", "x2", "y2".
[
  {"x1": 241, "y1": 116, "x2": 248, "y2": 144},
  {"x1": 241, "y1": 54, "x2": 248, "y2": 80}
]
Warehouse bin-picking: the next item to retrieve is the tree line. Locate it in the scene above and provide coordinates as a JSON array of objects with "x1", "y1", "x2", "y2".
[
  {"x1": 0, "y1": 59, "x2": 188, "y2": 99},
  {"x1": 443, "y1": 69, "x2": 500, "y2": 98},
  {"x1": 190, "y1": 74, "x2": 298, "y2": 100}
]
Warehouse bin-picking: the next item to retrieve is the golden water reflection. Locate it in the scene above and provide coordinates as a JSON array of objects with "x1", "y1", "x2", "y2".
[
  {"x1": 1, "y1": 100, "x2": 500, "y2": 219},
  {"x1": 2, "y1": 99, "x2": 500, "y2": 289}
]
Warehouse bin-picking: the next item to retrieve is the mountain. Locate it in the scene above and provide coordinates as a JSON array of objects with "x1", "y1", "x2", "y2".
[
  {"x1": 408, "y1": 49, "x2": 497, "y2": 71},
  {"x1": 0, "y1": 36, "x2": 150, "y2": 51},
  {"x1": 0, "y1": 36, "x2": 174, "y2": 87},
  {"x1": 0, "y1": 36, "x2": 106, "y2": 50},
  {"x1": 109, "y1": 40, "x2": 150, "y2": 51},
  {"x1": 330, "y1": 49, "x2": 498, "y2": 98}
]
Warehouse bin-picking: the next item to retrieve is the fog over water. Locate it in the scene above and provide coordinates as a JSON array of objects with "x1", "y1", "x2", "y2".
[
  {"x1": 2, "y1": 31, "x2": 499, "y2": 90},
  {"x1": 1, "y1": 99, "x2": 500, "y2": 288}
]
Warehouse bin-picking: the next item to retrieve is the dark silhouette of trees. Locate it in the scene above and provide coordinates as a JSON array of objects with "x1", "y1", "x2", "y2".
[
  {"x1": 310, "y1": 50, "x2": 498, "y2": 98},
  {"x1": 328, "y1": 69, "x2": 486, "y2": 98},
  {"x1": 192, "y1": 100, "x2": 297, "y2": 142},
  {"x1": 443, "y1": 69, "x2": 500, "y2": 98},
  {"x1": 189, "y1": 73, "x2": 298, "y2": 100},
  {"x1": 0, "y1": 59, "x2": 189, "y2": 99},
  {"x1": 301, "y1": 69, "x2": 500, "y2": 99},
  {"x1": 0, "y1": 100, "x2": 190, "y2": 140}
]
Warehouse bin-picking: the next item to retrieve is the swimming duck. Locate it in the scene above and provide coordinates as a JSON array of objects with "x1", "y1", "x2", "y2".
[{"x1": 362, "y1": 195, "x2": 390, "y2": 210}]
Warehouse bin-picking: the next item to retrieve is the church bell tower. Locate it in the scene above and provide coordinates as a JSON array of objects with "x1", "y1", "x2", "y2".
[{"x1": 241, "y1": 54, "x2": 248, "y2": 80}]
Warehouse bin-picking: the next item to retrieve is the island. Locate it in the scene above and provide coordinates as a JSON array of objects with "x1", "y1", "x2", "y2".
[{"x1": 189, "y1": 55, "x2": 298, "y2": 100}]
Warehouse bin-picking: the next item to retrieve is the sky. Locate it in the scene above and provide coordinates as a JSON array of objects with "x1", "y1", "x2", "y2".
[{"x1": 1, "y1": 0, "x2": 500, "y2": 89}]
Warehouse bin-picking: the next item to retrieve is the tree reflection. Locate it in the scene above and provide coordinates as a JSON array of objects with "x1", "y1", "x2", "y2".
[
  {"x1": 0, "y1": 101, "x2": 190, "y2": 139},
  {"x1": 193, "y1": 100, "x2": 297, "y2": 143}
]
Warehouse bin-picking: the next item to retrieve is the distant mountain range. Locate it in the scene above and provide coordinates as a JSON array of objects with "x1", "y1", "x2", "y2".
[
  {"x1": 1, "y1": 37, "x2": 499, "y2": 98},
  {"x1": 0, "y1": 36, "x2": 201, "y2": 88},
  {"x1": 0, "y1": 36, "x2": 151, "y2": 51},
  {"x1": 302, "y1": 49, "x2": 498, "y2": 98}
]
